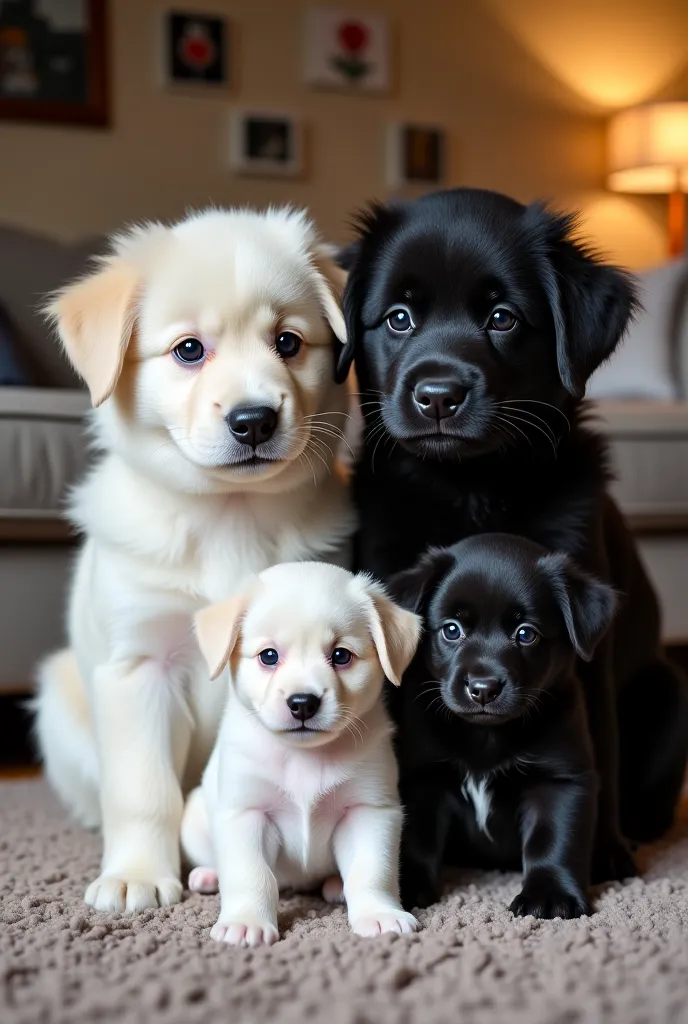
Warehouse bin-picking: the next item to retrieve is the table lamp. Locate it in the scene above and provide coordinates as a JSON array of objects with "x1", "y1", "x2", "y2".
[{"x1": 608, "y1": 102, "x2": 688, "y2": 257}]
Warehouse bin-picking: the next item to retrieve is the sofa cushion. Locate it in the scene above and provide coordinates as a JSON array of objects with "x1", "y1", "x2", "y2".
[
  {"x1": 592, "y1": 400, "x2": 688, "y2": 519},
  {"x1": 0, "y1": 225, "x2": 104, "y2": 389},
  {"x1": 0, "y1": 387, "x2": 90, "y2": 519}
]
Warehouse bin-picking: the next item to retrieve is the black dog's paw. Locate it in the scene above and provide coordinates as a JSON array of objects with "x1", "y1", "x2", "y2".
[
  {"x1": 509, "y1": 871, "x2": 589, "y2": 920},
  {"x1": 591, "y1": 835, "x2": 637, "y2": 884},
  {"x1": 400, "y1": 866, "x2": 440, "y2": 911}
]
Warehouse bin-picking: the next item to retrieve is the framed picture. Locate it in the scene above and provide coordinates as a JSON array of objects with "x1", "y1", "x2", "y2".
[
  {"x1": 0, "y1": 0, "x2": 109, "y2": 126},
  {"x1": 230, "y1": 110, "x2": 303, "y2": 177},
  {"x1": 164, "y1": 10, "x2": 228, "y2": 87},
  {"x1": 387, "y1": 123, "x2": 445, "y2": 188},
  {"x1": 304, "y1": 7, "x2": 390, "y2": 94}
]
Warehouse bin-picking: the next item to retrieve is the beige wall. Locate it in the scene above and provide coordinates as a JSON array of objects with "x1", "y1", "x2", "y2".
[{"x1": 0, "y1": 0, "x2": 686, "y2": 268}]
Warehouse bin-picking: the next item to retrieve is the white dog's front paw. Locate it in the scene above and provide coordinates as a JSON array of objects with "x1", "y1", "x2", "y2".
[
  {"x1": 85, "y1": 873, "x2": 182, "y2": 913},
  {"x1": 210, "y1": 917, "x2": 279, "y2": 947},
  {"x1": 351, "y1": 909, "x2": 420, "y2": 937},
  {"x1": 188, "y1": 866, "x2": 219, "y2": 894}
]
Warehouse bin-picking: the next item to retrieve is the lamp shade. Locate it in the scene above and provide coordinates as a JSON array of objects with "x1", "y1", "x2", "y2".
[{"x1": 608, "y1": 102, "x2": 688, "y2": 193}]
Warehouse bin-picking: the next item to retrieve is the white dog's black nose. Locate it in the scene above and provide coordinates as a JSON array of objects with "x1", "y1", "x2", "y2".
[
  {"x1": 413, "y1": 380, "x2": 467, "y2": 420},
  {"x1": 227, "y1": 405, "x2": 278, "y2": 447},
  {"x1": 286, "y1": 693, "x2": 321, "y2": 721}
]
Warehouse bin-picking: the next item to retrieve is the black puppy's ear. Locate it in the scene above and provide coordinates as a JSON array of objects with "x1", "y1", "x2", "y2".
[
  {"x1": 388, "y1": 547, "x2": 455, "y2": 614},
  {"x1": 526, "y1": 204, "x2": 640, "y2": 398},
  {"x1": 336, "y1": 241, "x2": 360, "y2": 272},
  {"x1": 538, "y1": 552, "x2": 618, "y2": 662}
]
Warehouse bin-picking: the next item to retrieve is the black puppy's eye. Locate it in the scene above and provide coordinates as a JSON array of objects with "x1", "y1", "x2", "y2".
[
  {"x1": 173, "y1": 337, "x2": 205, "y2": 364},
  {"x1": 385, "y1": 306, "x2": 415, "y2": 334},
  {"x1": 275, "y1": 331, "x2": 302, "y2": 358},
  {"x1": 489, "y1": 309, "x2": 517, "y2": 332},
  {"x1": 259, "y1": 648, "x2": 279, "y2": 666},
  {"x1": 331, "y1": 647, "x2": 353, "y2": 667},
  {"x1": 515, "y1": 625, "x2": 539, "y2": 646},
  {"x1": 441, "y1": 621, "x2": 463, "y2": 642}
]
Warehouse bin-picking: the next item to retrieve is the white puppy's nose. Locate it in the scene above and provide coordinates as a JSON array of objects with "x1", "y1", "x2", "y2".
[
  {"x1": 286, "y1": 693, "x2": 321, "y2": 721},
  {"x1": 226, "y1": 405, "x2": 278, "y2": 447}
]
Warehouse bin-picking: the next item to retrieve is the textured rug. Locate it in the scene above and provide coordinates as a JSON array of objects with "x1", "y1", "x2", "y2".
[{"x1": 1, "y1": 780, "x2": 688, "y2": 1024}]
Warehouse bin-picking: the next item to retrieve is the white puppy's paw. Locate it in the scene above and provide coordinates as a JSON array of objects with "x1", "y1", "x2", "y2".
[
  {"x1": 321, "y1": 875, "x2": 345, "y2": 904},
  {"x1": 188, "y1": 867, "x2": 219, "y2": 894},
  {"x1": 210, "y1": 917, "x2": 279, "y2": 947},
  {"x1": 85, "y1": 873, "x2": 182, "y2": 913},
  {"x1": 351, "y1": 909, "x2": 420, "y2": 937}
]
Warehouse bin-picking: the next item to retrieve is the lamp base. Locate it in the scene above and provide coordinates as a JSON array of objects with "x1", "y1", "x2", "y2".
[{"x1": 669, "y1": 188, "x2": 685, "y2": 257}]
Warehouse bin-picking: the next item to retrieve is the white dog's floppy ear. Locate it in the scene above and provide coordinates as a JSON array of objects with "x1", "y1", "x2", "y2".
[
  {"x1": 359, "y1": 576, "x2": 422, "y2": 686},
  {"x1": 194, "y1": 591, "x2": 251, "y2": 680},
  {"x1": 311, "y1": 245, "x2": 348, "y2": 350},
  {"x1": 46, "y1": 257, "x2": 140, "y2": 408}
]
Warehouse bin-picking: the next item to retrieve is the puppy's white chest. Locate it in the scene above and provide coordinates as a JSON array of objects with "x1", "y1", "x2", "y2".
[{"x1": 462, "y1": 775, "x2": 493, "y2": 839}]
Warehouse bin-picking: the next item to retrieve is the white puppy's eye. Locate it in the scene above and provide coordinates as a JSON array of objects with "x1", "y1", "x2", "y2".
[
  {"x1": 172, "y1": 337, "x2": 205, "y2": 365},
  {"x1": 330, "y1": 647, "x2": 353, "y2": 667},
  {"x1": 385, "y1": 306, "x2": 415, "y2": 334},
  {"x1": 275, "y1": 331, "x2": 302, "y2": 359},
  {"x1": 258, "y1": 648, "x2": 279, "y2": 666},
  {"x1": 441, "y1": 621, "x2": 463, "y2": 642}
]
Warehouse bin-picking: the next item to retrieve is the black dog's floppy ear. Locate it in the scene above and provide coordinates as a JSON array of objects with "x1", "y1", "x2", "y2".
[
  {"x1": 538, "y1": 552, "x2": 618, "y2": 662},
  {"x1": 388, "y1": 547, "x2": 455, "y2": 614},
  {"x1": 526, "y1": 204, "x2": 640, "y2": 399}
]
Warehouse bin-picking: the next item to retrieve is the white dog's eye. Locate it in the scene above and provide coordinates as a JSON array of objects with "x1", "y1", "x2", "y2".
[
  {"x1": 385, "y1": 306, "x2": 415, "y2": 334},
  {"x1": 258, "y1": 648, "x2": 279, "y2": 666},
  {"x1": 331, "y1": 647, "x2": 353, "y2": 667},
  {"x1": 441, "y1": 621, "x2": 463, "y2": 642},
  {"x1": 173, "y1": 338, "x2": 205, "y2": 365},
  {"x1": 275, "y1": 331, "x2": 302, "y2": 359}
]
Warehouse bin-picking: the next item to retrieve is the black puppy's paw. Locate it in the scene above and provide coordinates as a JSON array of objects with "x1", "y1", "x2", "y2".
[
  {"x1": 509, "y1": 870, "x2": 589, "y2": 920},
  {"x1": 591, "y1": 836, "x2": 637, "y2": 884},
  {"x1": 400, "y1": 865, "x2": 440, "y2": 911}
]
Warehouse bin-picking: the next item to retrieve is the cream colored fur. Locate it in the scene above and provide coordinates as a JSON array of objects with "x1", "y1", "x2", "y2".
[
  {"x1": 181, "y1": 562, "x2": 422, "y2": 946},
  {"x1": 34, "y1": 207, "x2": 355, "y2": 914}
]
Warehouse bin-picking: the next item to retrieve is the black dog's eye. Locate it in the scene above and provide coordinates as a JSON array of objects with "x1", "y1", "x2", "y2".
[
  {"x1": 515, "y1": 625, "x2": 539, "y2": 646},
  {"x1": 489, "y1": 309, "x2": 517, "y2": 332},
  {"x1": 385, "y1": 306, "x2": 415, "y2": 334},
  {"x1": 441, "y1": 621, "x2": 463, "y2": 642},
  {"x1": 331, "y1": 647, "x2": 353, "y2": 667},
  {"x1": 259, "y1": 648, "x2": 279, "y2": 666},
  {"x1": 173, "y1": 337, "x2": 205, "y2": 364},
  {"x1": 275, "y1": 331, "x2": 302, "y2": 358}
]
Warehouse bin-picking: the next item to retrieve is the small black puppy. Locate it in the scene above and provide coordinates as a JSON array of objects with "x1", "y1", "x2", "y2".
[{"x1": 390, "y1": 533, "x2": 618, "y2": 920}]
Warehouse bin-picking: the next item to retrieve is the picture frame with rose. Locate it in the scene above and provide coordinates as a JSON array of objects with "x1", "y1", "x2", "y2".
[{"x1": 303, "y1": 7, "x2": 390, "y2": 94}]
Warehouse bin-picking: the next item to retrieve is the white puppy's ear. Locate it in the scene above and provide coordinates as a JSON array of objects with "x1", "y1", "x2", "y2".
[
  {"x1": 194, "y1": 592, "x2": 250, "y2": 680},
  {"x1": 46, "y1": 257, "x2": 140, "y2": 408},
  {"x1": 360, "y1": 577, "x2": 423, "y2": 686},
  {"x1": 311, "y1": 244, "x2": 348, "y2": 348}
]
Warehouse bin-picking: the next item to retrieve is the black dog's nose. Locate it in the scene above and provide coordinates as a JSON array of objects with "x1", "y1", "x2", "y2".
[
  {"x1": 413, "y1": 380, "x2": 467, "y2": 420},
  {"x1": 286, "y1": 693, "x2": 321, "y2": 721},
  {"x1": 467, "y1": 678, "x2": 503, "y2": 706},
  {"x1": 227, "y1": 405, "x2": 278, "y2": 447}
]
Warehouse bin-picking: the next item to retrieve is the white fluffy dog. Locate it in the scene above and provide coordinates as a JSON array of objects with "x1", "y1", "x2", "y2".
[
  {"x1": 34, "y1": 208, "x2": 355, "y2": 913},
  {"x1": 182, "y1": 561, "x2": 422, "y2": 946}
]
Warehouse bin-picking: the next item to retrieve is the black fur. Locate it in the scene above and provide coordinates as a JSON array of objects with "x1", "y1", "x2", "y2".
[
  {"x1": 341, "y1": 188, "x2": 688, "y2": 880},
  {"x1": 389, "y1": 534, "x2": 616, "y2": 918}
]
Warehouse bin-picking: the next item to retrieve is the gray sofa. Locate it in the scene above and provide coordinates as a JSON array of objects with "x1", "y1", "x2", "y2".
[{"x1": 1, "y1": 226, "x2": 687, "y2": 694}]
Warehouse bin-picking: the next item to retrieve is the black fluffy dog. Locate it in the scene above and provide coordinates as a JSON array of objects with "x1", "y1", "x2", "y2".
[
  {"x1": 339, "y1": 188, "x2": 688, "y2": 881},
  {"x1": 390, "y1": 534, "x2": 617, "y2": 918}
]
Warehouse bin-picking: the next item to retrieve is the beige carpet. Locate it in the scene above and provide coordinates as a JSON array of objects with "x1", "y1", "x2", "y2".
[{"x1": 2, "y1": 781, "x2": 688, "y2": 1024}]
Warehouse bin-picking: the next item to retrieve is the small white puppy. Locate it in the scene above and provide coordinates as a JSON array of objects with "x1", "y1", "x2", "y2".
[{"x1": 181, "y1": 561, "x2": 422, "y2": 946}]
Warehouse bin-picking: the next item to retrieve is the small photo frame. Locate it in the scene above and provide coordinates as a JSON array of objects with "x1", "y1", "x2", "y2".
[
  {"x1": 304, "y1": 8, "x2": 390, "y2": 94},
  {"x1": 165, "y1": 11, "x2": 228, "y2": 86},
  {"x1": 387, "y1": 123, "x2": 445, "y2": 188},
  {"x1": 230, "y1": 111, "x2": 303, "y2": 177}
]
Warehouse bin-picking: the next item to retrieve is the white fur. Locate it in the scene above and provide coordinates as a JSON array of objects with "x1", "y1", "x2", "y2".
[
  {"x1": 34, "y1": 208, "x2": 355, "y2": 913},
  {"x1": 463, "y1": 775, "x2": 493, "y2": 839},
  {"x1": 182, "y1": 562, "x2": 422, "y2": 946}
]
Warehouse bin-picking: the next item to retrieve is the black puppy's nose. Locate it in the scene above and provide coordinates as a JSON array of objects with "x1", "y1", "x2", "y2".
[
  {"x1": 286, "y1": 693, "x2": 321, "y2": 721},
  {"x1": 467, "y1": 678, "x2": 503, "y2": 706},
  {"x1": 227, "y1": 405, "x2": 278, "y2": 447},
  {"x1": 413, "y1": 380, "x2": 467, "y2": 420}
]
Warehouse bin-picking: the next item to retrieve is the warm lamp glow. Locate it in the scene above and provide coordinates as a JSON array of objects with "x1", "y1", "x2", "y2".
[{"x1": 608, "y1": 103, "x2": 688, "y2": 193}]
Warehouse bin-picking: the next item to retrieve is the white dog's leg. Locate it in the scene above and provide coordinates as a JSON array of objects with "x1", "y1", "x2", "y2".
[
  {"x1": 209, "y1": 809, "x2": 280, "y2": 947},
  {"x1": 85, "y1": 657, "x2": 193, "y2": 913},
  {"x1": 182, "y1": 787, "x2": 219, "y2": 893},
  {"x1": 334, "y1": 805, "x2": 419, "y2": 937},
  {"x1": 34, "y1": 649, "x2": 101, "y2": 829}
]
